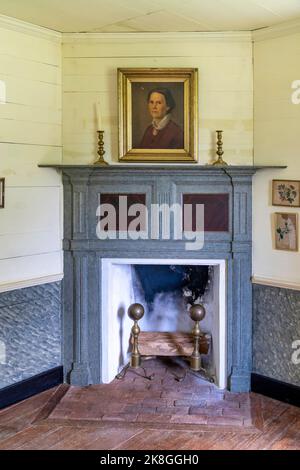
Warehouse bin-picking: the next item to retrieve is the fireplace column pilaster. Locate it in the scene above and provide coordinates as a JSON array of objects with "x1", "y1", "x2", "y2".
[
  {"x1": 69, "y1": 253, "x2": 91, "y2": 385},
  {"x1": 226, "y1": 169, "x2": 254, "y2": 392}
]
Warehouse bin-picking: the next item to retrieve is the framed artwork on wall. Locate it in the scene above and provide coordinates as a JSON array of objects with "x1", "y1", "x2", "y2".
[
  {"x1": 275, "y1": 212, "x2": 298, "y2": 252},
  {"x1": 118, "y1": 68, "x2": 198, "y2": 162},
  {"x1": 272, "y1": 179, "x2": 300, "y2": 207},
  {"x1": 0, "y1": 178, "x2": 4, "y2": 209}
]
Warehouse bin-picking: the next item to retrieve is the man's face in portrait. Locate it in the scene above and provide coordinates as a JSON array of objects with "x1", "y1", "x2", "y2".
[{"x1": 148, "y1": 92, "x2": 170, "y2": 120}]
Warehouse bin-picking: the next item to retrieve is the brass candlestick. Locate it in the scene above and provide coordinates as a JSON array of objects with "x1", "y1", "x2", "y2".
[
  {"x1": 189, "y1": 304, "x2": 206, "y2": 371},
  {"x1": 94, "y1": 130, "x2": 108, "y2": 165},
  {"x1": 212, "y1": 130, "x2": 228, "y2": 166}
]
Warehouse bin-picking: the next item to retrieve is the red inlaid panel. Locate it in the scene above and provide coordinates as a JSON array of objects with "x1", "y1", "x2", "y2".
[
  {"x1": 99, "y1": 193, "x2": 146, "y2": 231},
  {"x1": 182, "y1": 193, "x2": 229, "y2": 232}
]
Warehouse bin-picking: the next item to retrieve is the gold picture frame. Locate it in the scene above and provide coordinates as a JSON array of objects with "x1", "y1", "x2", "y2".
[
  {"x1": 118, "y1": 68, "x2": 198, "y2": 162},
  {"x1": 274, "y1": 212, "x2": 298, "y2": 252},
  {"x1": 0, "y1": 178, "x2": 4, "y2": 209}
]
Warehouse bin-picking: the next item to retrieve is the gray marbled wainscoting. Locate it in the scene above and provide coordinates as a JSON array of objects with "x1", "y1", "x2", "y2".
[
  {"x1": 253, "y1": 284, "x2": 300, "y2": 386},
  {"x1": 0, "y1": 282, "x2": 62, "y2": 389}
]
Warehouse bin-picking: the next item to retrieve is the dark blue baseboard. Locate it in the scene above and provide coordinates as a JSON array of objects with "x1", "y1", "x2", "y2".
[
  {"x1": 251, "y1": 373, "x2": 300, "y2": 408},
  {"x1": 0, "y1": 366, "x2": 63, "y2": 410}
]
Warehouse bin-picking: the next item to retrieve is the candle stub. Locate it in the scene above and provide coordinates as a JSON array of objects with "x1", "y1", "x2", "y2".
[{"x1": 96, "y1": 102, "x2": 102, "y2": 130}]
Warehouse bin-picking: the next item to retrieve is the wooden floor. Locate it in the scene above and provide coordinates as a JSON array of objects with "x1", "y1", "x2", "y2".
[{"x1": 1, "y1": 358, "x2": 300, "y2": 450}]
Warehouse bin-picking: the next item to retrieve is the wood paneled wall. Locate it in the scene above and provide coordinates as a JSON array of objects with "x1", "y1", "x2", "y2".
[
  {"x1": 62, "y1": 33, "x2": 253, "y2": 165},
  {"x1": 0, "y1": 23, "x2": 63, "y2": 286}
]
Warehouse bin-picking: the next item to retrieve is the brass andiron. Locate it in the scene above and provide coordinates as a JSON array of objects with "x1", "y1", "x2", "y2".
[
  {"x1": 170, "y1": 303, "x2": 213, "y2": 383},
  {"x1": 94, "y1": 130, "x2": 108, "y2": 165},
  {"x1": 116, "y1": 303, "x2": 154, "y2": 380},
  {"x1": 212, "y1": 130, "x2": 228, "y2": 166},
  {"x1": 189, "y1": 304, "x2": 206, "y2": 371},
  {"x1": 128, "y1": 303, "x2": 144, "y2": 368}
]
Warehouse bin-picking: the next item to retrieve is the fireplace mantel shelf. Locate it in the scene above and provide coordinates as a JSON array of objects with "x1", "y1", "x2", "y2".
[{"x1": 39, "y1": 164, "x2": 286, "y2": 171}]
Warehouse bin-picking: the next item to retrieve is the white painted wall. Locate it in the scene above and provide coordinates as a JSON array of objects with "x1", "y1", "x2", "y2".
[
  {"x1": 0, "y1": 20, "x2": 63, "y2": 287},
  {"x1": 253, "y1": 30, "x2": 300, "y2": 285},
  {"x1": 62, "y1": 33, "x2": 253, "y2": 165}
]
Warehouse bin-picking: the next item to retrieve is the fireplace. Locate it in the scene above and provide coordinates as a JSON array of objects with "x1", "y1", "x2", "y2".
[
  {"x1": 43, "y1": 164, "x2": 268, "y2": 392},
  {"x1": 101, "y1": 258, "x2": 226, "y2": 388}
]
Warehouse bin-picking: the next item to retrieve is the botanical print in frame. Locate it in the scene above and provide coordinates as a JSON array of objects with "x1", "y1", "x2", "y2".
[
  {"x1": 272, "y1": 180, "x2": 300, "y2": 207},
  {"x1": 118, "y1": 68, "x2": 198, "y2": 162},
  {"x1": 275, "y1": 212, "x2": 298, "y2": 252}
]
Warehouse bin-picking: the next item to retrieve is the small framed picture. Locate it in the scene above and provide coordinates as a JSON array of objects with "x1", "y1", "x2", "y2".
[
  {"x1": 0, "y1": 178, "x2": 4, "y2": 209},
  {"x1": 272, "y1": 180, "x2": 300, "y2": 207},
  {"x1": 275, "y1": 212, "x2": 298, "y2": 252}
]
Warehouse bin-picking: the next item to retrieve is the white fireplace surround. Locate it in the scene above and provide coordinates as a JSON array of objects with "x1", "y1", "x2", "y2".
[{"x1": 101, "y1": 258, "x2": 227, "y2": 388}]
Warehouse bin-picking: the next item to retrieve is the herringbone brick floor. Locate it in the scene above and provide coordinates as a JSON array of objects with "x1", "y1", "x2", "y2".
[{"x1": 0, "y1": 357, "x2": 299, "y2": 449}]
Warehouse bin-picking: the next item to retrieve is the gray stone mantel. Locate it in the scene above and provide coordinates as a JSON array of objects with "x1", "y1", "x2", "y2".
[
  {"x1": 40, "y1": 164, "x2": 286, "y2": 391},
  {"x1": 40, "y1": 164, "x2": 286, "y2": 174}
]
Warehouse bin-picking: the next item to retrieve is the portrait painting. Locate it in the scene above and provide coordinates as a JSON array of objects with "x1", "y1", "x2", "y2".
[
  {"x1": 272, "y1": 179, "x2": 300, "y2": 207},
  {"x1": 118, "y1": 68, "x2": 198, "y2": 162},
  {"x1": 274, "y1": 212, "x2": 298, "y2": 252}
]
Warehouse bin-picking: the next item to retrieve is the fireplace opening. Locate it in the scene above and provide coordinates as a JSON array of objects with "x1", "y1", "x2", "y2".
[{"x1": 101, "y1": 259, "x2": 226, "y2": 389}]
